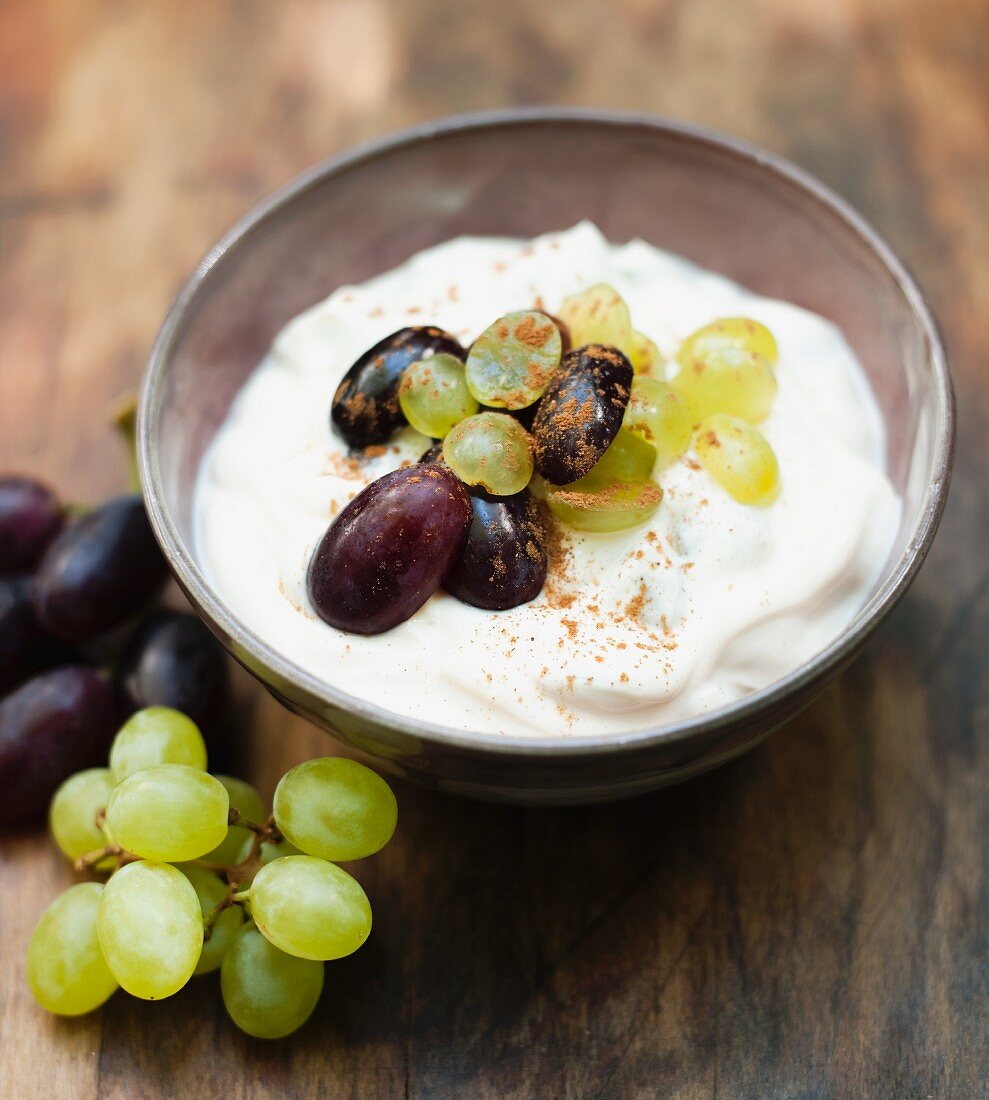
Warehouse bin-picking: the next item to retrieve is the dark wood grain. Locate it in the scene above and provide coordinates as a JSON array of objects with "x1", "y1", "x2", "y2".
[{"x1": 1, "y1": 0, "x2": 986, "y2": 1096}]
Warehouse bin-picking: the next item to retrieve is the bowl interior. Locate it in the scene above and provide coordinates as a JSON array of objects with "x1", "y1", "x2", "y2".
[{"x1": 143, "y1": 114, "x2": 948, "y2": 746}]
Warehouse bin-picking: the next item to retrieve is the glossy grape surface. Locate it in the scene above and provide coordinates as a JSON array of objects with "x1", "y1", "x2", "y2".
[
  {"x1": 0, "y1": 476, "x2": 63, "y2": 574},
  {"x1": 0, "y1": 666, "x2": 119, "y2": 823},
  {"x1": 558, "y1": 284, "x2": 633, "y2": 351},
  {"x1": 694, "y1": 414, "x2": 781, "y2": 506},
  {"x1": 398, "y1": 353, "x2": 478, "y2": 438},
  {"x1": 442, "y1": 412, "x2": 534, "y2": 496},
  {"x1": 273, "y1": 757, "x2": 397, "y2": 862},
  {"x1": 444, "y1": 489, "x2": 547, "y2": 610},
  {"x1": 531, "y1": 344, "x2": 634, "y2": 485},
  {"x1": 179, "y1": 864, "x2": 245, "y2": 976},
  {"x1": 671, "y1": 347, "x2": 777, "y2": 424},
  {"x1": 623, "y1": 377, "x2": 693, "y2": 469},
  {"x1": 221, "y1": 925, "x2": 324, "y2": 1039},
  {"x1": 49, "y1": 767, "x2": 115, "y2": 863},
  {"x1": 206, "y1": 775, "x2": 266, "y2": 867},
  {"x1": 105, "y1": 764, "x2": 229, "y2": 862},
  {"x1": 27, "y1": 882, "x2": 118, "y2": 1015},
  {"x1": 0, "y1": 575, "x2": 76, "y2": 694},
  {"x1": 109, "y1": 706, "x2": 208, "y2": 781},
  {"x1": 250, "y1": 855, "x2": 372, "y2": 961},
  {"x1": 465, "y1": 311, "x2": 562, "y2": 410},
  {"x1": 33, "y1": 495, "x2": 168, "y2": 642},
  {"x1": 307, "y1": 464, "x2": 471, "y2": 635},
  {"x1": 97, "y1": 860, "x2": 202, "y2": 1000},
  {"x1": 676, "y1": 317, "x2": 778, "y2": 368},
  {"x1": 117, "y1": 611, "x2": 230, "y2": 742},
  {"x1": 331, "y1": 326, "x2": 465, "y2": 447}
]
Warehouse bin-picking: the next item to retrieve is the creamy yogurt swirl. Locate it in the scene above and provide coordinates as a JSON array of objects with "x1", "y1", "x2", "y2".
[{"x1": 194, "y1": 223, "x2": 901, "y2": 736}]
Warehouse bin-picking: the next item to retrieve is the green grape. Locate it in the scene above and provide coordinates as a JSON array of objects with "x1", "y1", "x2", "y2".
[
  {"x1": 273, "y1": 757, "x2": 397, "y2": 863},
  {"x1": 676, "y1": 316, "x2": 778, "y2": 368},
  {"x1": 178, "y1": 864, "x2": 245, "y2": 976},
  {"x1": 465, "y1": 311, "x2": 562, "y2": 409},
  {"x1": 398, "y1": 353, "x2": 478, "y2": 438},
  {"x1": 623, "y1": 377, "x2": 693, "y2": 469},
  {"x1": 527, "y1": 472, "x2": 548, "y2": 502},
  {"x1": 221, "y1": 925, "x2": 324, "y2": 1039},
  {"x1": 105, "y1": 764, "x2": 229, "y2": 862},
  {"x1": 548, "y1": 480, "x2": 662, "y2": 533},
  {"x1": 694, "y1": 413, "x2": 780, "y2": 506},
  {"x1": 259, "y1": 836, "x2": 304, "y2": 865},
  {"x1": 671, "y1": 346, "x2": 777, "y2": 423},
  {"x1": 97, "y1": 860, "x2": 202, "y2": 999},
  {"x1": 442, "y1": 412, "x2": 534, "y2": 496},
  {"x1": 558, "y1": 284, "x2": 632, "y2": 351},
  {"x1": 109, "y1": 706, "x2": 207, "y2": 781},
  {"x1": 205, "y1": 775, "x2": 266, "y2": 867},
  {"x1": 627, "y1": 330, "x2": 665, "y2": 376},
  {"x1": 49, "y1": 767, "x2": 115, "y2": 865},
  {"x1": 250, "y1": 855, "x2": 372, "y2": 961},
  {"x1": 27, "y1": 883, "x2": 118, "y2": 1015},
  {"x1": 546, "y1": 430, "x2": 661, "y2": 533},
  {"x1": 580, "y1": 428, "x2": 657, "y2": 484}
]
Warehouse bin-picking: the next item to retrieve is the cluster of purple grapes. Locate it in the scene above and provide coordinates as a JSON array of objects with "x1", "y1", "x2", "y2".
[{"x1": 0, "y1": 476, "x2": 229, "y2": 824}]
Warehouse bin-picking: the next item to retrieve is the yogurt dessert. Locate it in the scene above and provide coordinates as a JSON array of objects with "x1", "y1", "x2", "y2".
[{"x1": 194, "y1": 223, "x2": 901, "y2": 736}]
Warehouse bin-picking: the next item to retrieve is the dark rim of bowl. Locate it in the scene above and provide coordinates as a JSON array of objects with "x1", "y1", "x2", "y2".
[{"x1": 139, "y1": 108, "x2": 955, "y2": 758}]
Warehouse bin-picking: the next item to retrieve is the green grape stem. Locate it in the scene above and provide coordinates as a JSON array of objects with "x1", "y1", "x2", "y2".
[
  {"x1": 73, "y1": 843, "x2": 140, "y2": 873},
  {"x1": 202, "y1": 883, "x2": 244, "y2": 942}
]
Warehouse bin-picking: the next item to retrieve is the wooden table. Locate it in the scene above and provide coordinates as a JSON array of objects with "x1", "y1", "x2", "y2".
[{"x1": 1, "y1": 1, "x2": 985, "y2": 1095}]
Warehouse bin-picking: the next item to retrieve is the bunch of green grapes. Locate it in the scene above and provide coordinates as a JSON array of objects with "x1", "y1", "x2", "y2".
[{"x1": 28, "y1": 706, "x2": 397, "y2": 1039}]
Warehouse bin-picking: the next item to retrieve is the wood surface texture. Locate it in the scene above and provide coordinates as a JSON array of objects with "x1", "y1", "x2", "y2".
[{"x1": 1, "y1": 0, "x2": 986, "y2": 1096}]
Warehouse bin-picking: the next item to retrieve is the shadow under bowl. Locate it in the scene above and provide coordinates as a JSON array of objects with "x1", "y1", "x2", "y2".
[{"x1": 138, "y1": 110, "x2": 953, "y2": 804}]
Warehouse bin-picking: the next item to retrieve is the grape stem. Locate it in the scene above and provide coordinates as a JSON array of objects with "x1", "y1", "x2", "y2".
[
  {"x1": 74, "y1": 843, "x2": 140, "y2": 873},
  {"x1": 202, "y1": 883, "x2": 247, "y2": 941}
]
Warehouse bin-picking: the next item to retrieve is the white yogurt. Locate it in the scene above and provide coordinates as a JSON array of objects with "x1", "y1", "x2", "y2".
[{"x1": 194, "y1": 223, "x2": 901, "y2": 736}]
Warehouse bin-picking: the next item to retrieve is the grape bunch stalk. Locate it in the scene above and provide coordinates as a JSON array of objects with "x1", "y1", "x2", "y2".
[{"x1": 28, "y1": 705, "x2": 398, "y2": 1039}]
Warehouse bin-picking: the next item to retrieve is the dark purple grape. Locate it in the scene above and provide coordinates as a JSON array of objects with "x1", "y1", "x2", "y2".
[
  {"x1": 331, "y1": 326, "x2": 466, "y2": 448},
  {"x1": 117, "y1": 611, "x2": 229, "y2": 741},
  {"x1": 308, "y1": 464, "x2": 471, "y2": 635},
  {"x1": 33, "y1": 495, "x2": 169, "y2": 643},
  {"x1": 0, "y1": 576, "x2": 78, "y2": 694},
  {"x1": 0, "y1": 666, "x2": 120, "y2": 822},
  {"x1": 531, "y1": 344, "x2": 633, "y2": 485},
  {"x1": 0, "y1": 476, "x2": 63, "y2": 574},
  {"x1": 444, "y1": 489, "x2": 547, "y2": 610}
]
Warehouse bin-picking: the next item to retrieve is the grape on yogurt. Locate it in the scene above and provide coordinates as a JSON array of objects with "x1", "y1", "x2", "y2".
[
  {"x1": 442, "y1": 412, "x2": 535, "y2": 497},
  {"x1": 531, "y1": 344, "x2": 634, "y2": 485},
  {"x1": 398, "y1": 352, "x2": 478, "y2": 438},
  {"x1": 331, "y1": 326, "x2": 465, "y2": 447},
  {"x1": 558, "y1": 283, "x2": 633, "y2": 352},
  {"x1": 443, "y1": 488, "x2": 548, "y2": 610},
  {"x1": 307, "y1": 464, "x2": 472, "y2": 635},
  {"x1": 623, "y1": 377, "x2": 693, "y2": 469},
  {"x1": 465, "y1": 310, "x2": 563, "y2": 410},
  {"x1": 671, "y1": 345, "x2": 777, "y2": 424},
  {"x1": 676, "y1": 316, "x2": 778, "y2": 368},
  {"x1": 694, "y1": 413, "x2": 781, "y2": 506}
]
